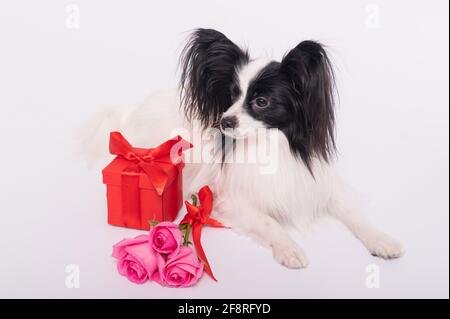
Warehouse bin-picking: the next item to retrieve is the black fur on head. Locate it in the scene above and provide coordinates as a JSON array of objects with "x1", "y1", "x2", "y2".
[
  {"x1": 279, "y1": 41, "x2": 337, "y2": 167},
  {"x1": 179, "y1": 29, "x2": 249, "y2": 127},
  {"x1": 229, "y1": 41, "x2": 337, "y2": 170}
]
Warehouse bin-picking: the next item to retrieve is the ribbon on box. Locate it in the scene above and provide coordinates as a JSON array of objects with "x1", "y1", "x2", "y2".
[
  {"x1": 181, "y1": 186, "x2": 225, "y2": 281},
  {"x1": 109, "y1": 132, "x2": 192, "y2": 227},
  {"x1": 109, "y1": 132, "x2": 192, "y2": 195}
]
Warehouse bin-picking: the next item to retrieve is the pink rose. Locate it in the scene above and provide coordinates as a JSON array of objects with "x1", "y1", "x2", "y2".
[
  {"x1": 112, "y1": 235, "x2": 157, "y2": 284},
  {"x1": 149, "y1": 222, "x2": 182, "y2": 255},
  {"x1": 156, "y1": 246, "x2": 204, "y2": 287}
]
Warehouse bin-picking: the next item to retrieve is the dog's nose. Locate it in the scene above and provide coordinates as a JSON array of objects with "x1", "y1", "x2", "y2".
[{"x1": 220, "y1": 116, "x2": 238, "y2": 130}]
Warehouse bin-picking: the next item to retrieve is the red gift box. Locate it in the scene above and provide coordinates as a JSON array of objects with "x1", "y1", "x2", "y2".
[{"x1": 102, "y1": 132, "x2": 192, "y2": 230}]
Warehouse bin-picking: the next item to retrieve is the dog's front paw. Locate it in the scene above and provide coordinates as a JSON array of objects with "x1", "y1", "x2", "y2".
[
  {"x1": 272, "y1": 242, "x2": 308, "y2": 269},
  {"x1": 366, "y1": 233, "x2": 404, "y2": 259}
]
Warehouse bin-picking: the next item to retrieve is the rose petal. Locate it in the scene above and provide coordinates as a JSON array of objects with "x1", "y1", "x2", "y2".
[
  {"x1": 159, "y1": 246, "x2": 204, "y2": 288},
  {"x1": 151, "y1": 252, "x2": 167, "y2": 286},
  {"x1": 165, "y1": 246, "x2": 192, "y2": 266},
  {"x1": 117, "y1": 255, "x2": 148, "y2": 284},
  {"x1": 157, "y1": 229, "x2": 179, "y2": 253},
  {"x1": 124, "y1": 241, "x2": 158, "y2": 276},
  {"x1": 149, "y1": 222, "x2": 182, "y2": 255},
  {"x1": 112, "y1": 235, "x2": 149, "y2": 259},
  {"x1": 174, "y1": 262, "x2": 199, "y2": 275}
]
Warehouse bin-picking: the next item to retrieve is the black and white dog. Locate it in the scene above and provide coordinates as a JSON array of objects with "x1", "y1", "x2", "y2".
[{"x1": 85, "y1": 29, "x2": 402, "y2": 268}]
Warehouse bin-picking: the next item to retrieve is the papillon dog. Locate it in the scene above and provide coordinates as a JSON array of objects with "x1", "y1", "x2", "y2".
[{"x1": 84, "y1": 29, "x2": 403, "y2": 268}]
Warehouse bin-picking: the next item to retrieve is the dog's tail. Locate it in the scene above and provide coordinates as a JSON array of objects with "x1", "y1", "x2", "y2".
[
  {"x1": 78, "y1": 89, "x2": 189, "y2": 168},
  {"x1": 78, "y1": 104, "x2": 137, "y2": 167}
]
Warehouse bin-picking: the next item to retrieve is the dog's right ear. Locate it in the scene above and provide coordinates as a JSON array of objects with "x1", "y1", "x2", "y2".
[
  {"x1": 280, "y1": 41, "x2": 337, "y2": 168},
  {"x1": 179, "y1": 29, "x2": 249, "y2": 127}
]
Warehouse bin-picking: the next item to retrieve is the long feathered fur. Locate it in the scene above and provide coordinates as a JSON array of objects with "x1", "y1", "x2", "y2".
[
  {"x1": 280, "y1": 41, "x2": 337, "y2": 169},
  {"x1": 179, "y1": 29, "x2": 249, "y2": 127},
  {"x1": 83, "y1": 28, "x2": 403, "y2": 269}
]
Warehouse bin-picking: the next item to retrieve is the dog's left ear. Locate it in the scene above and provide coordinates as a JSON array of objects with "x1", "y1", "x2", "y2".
[
  {"x1": 280, "y1": 41, "x2": 336, "y2": 167},
  {"x1": 180, "y1": 29, "x2": 249, "y2": 127}
]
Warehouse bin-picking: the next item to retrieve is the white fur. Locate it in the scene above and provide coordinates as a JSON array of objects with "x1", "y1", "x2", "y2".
[{"x1": 83, "y1": 60, "x2": 403, "y2": 268}]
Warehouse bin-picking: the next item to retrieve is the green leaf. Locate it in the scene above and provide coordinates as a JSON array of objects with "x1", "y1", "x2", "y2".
[
  {"x1": 191, "y1": 194, "x2": 198, "y2": 207},
  {"x1": 182, "y1": 223, "x2": 192, "y2": 246},
  {"x1": 148, "y1": 220, "x2": 159, "y2": 228}
]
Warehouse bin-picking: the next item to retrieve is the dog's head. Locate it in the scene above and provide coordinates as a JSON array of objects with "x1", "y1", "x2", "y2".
[{"x1": 180, "y1": 28, "x2": 336, "y2": 168}]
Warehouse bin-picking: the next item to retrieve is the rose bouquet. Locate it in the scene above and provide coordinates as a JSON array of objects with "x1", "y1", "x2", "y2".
[{"x1": 112, "y1": 186, "x2": 224, "y2": 287}]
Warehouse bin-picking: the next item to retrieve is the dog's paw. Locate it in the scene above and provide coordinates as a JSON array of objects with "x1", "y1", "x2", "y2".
[
  {"x1": 272, "y1": 242, "x2": 308, "y2": 269},
  {"x1": 366, "y1": 233, "x2": 404, "y2": 259}
]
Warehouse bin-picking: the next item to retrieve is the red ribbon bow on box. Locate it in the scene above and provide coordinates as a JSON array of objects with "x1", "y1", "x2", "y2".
[
  {"x1": 181, "y1": 186, "x2": 225, "y2": 281},
  {"x1": 109, "y1": 131, "x2": 192, "y2": 195}
]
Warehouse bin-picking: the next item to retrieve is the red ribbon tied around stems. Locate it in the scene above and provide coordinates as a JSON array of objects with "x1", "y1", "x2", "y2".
[
  {"x1": 180, "y1": 185, "x2": 225, "y2": 281},
  {"x1": 109, "y1": 132, "x2": 192, "y2": 195}
]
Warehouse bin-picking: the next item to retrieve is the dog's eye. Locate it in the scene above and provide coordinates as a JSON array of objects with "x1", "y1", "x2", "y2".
[{"x1": 255, "y1": 97, "x2": 268, "y2": 108}]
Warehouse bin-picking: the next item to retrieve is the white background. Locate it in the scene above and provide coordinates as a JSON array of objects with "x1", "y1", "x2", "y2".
[{"x1": 0, "y1": 0, "x2": 448, "y2": 298}]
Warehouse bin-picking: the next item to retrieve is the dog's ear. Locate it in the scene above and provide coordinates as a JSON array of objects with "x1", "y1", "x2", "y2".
[
  {"x1": 280, "y1": 41, "x2": 336, "y2": 168},
  {"x1": 180, "y1": 29, "x2": 249, "y2": 127}
]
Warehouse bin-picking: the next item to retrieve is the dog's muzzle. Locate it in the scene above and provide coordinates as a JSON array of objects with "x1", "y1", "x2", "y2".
[{"x1": 220, "y1": 116, "x2": 238, "y2": 131}]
